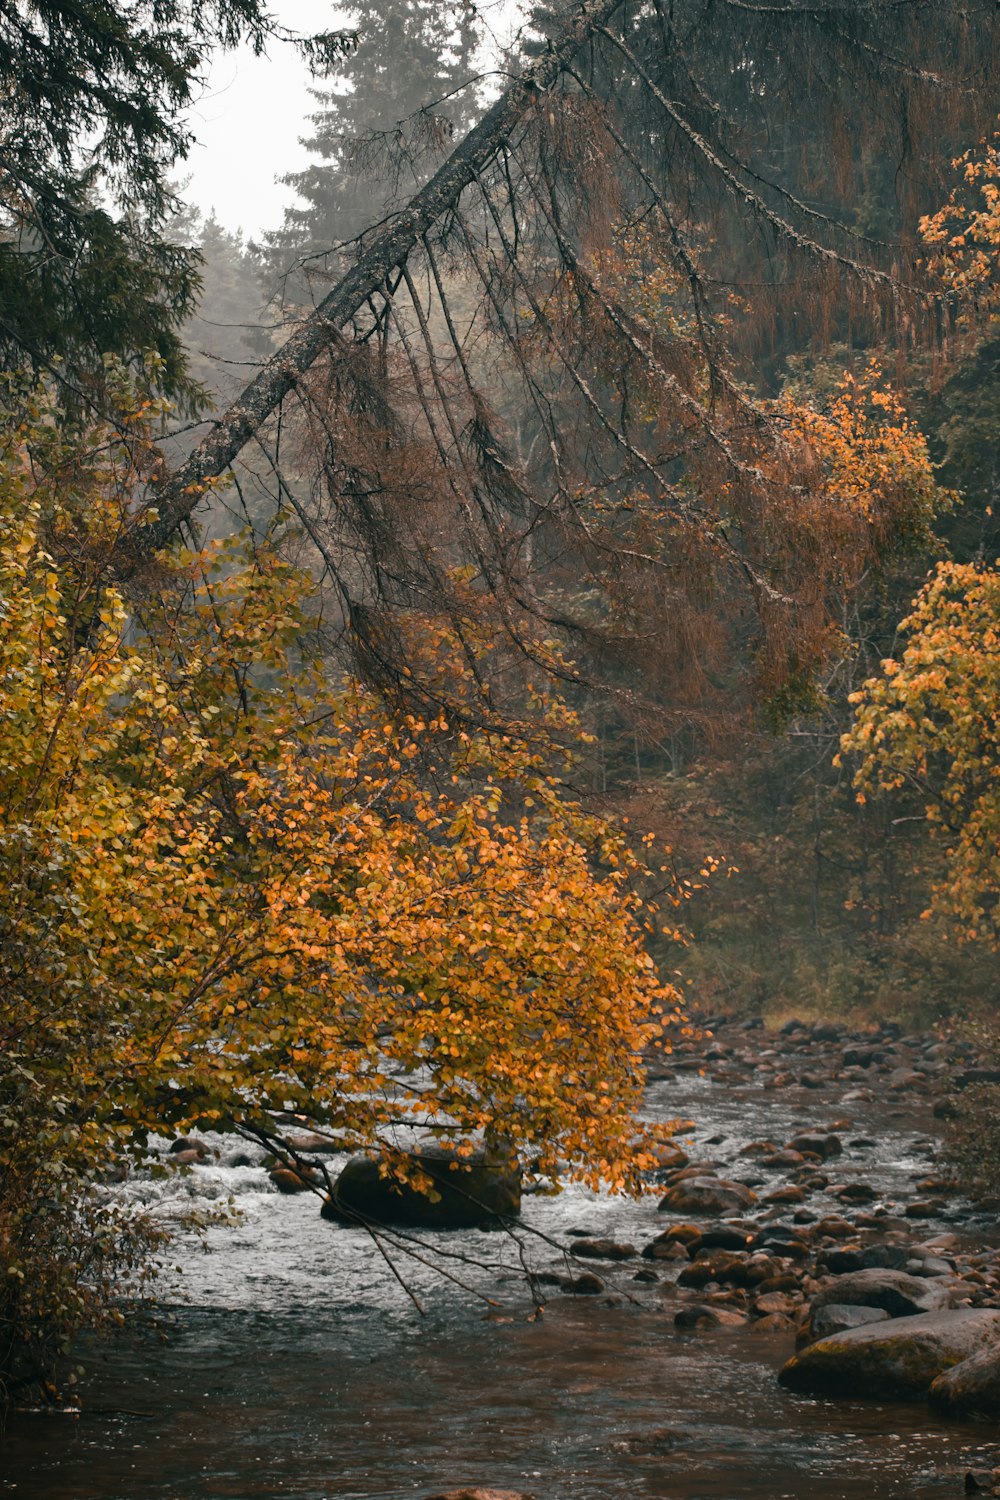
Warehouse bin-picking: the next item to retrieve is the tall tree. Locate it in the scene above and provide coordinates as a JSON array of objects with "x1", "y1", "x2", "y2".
[
  {"x1": 260, "y1": 0, "x2": 481, "y2": 305},
  {"x1": 0, "y1": 1, "x2": 357, "y2": 402}
]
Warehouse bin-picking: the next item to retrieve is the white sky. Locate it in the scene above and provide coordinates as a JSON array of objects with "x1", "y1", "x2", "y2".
[
  {"x1": 181, "y1": 1, "x2": 329, "y2": 240},
  {"x1": 181, "y1": 1, "x2": 522, "y2": 242}
]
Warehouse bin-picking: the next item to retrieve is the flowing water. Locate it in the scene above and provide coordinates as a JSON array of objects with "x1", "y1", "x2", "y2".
[{"x1": 4, "y1": 1067, "x2": 999, "y2": 1499}]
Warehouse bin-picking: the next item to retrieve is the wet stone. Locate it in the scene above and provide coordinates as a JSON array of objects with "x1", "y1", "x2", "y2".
[
  {"x1": 812, "y1": 1267, "x2": 953, "y2": 1319},
  {"x1": 832, "y1": 1182, "x2": 878, "y2": 1203},
  {"x1": 765, "y1": 1186, "x2": 806, "y2": 1205},
  {"x1": 930, "y1": 1344, "x2": 1000, "y2": 1419},
  {"x1": 269, "y1": 1166, "x2": 320, "y2": 1194},
  {"x1": 641, "y1": 1234, "x2": 689, "y2": 1262},
  {"x1": 698, "y1": 1225, "x2": 754, "y2": 1251},
  {"x1": 789, "y1": 1132, "x2": 843, "y2": 1160},
  {"x1": 658, "y1": 1176, "x2": 757, "y2": 1216},
  {"x1": 570, "y1": 1238, "x2": 637, "y2": 1261},
  {"x1": 562, "y1": 1272, "x2": 604, "y2": 1295},
  {"x1": 675, "y1": 1304, "x2": 748, "y2": 1330},
  {"x1": 809, "y1": 1303, "x2": 891, "y2": 1342},
  {"x1": 780, "y1": 1309, "x2": 1000, "y2": 1401}
]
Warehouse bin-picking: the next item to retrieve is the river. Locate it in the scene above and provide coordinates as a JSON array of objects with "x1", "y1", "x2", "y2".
[{"x1": 4, "y1": 1038, "x2": 998, "y2": 1499}]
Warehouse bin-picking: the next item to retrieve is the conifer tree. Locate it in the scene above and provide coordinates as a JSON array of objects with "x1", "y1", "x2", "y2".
[
  {"x1": 261, "y1": 1, "x2": 480, "y2": 302},
  {"x1": 0, "y1": 1, "x2": 356, "y2": 403}
]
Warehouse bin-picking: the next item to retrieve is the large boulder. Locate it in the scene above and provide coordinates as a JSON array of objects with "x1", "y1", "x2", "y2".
[
  {"x1": 811, "y1": 1268, "x2": 953, "y2": 1319},
  {"x1": 929, "y1": 1346, "x2": 1000, "y2": 1419},
  {"x1": 779, "y1": 1309, "x2": 1000, "y2": 1400},
  {"x1": 322, "y1": 1146, "x2": 521, "y2": 1229},
  {"x1": 658, "y1": 1176, "x2": 757, "y2": 1216}
]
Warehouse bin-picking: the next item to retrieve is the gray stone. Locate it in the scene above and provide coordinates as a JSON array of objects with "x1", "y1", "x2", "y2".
[
  {"x1": 810, "y1": 1303, "x2": 890, "y2": 1341},
  {"x1": 812, "y1": 1267, "x2": 953, "y2": 1319},
  {"x1": 779, "y1": 1309, "x2": 1000, "y2": 1400},
  {"x1": 789, "y1": 1133, "x2": 842, "y2": 1160},
  {"x1": 929, "y1": 1345, "x2": 1000, "y2": 1419}
]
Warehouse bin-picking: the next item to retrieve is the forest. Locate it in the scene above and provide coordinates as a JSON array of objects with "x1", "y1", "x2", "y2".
[{"x1": 2, "y1": 1, "x2": 1000, "y2": 1493}]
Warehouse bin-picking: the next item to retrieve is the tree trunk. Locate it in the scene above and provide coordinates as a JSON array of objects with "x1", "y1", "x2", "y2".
[{"x1": 124, "y1": 0, "x2": 627, "y2": 564}]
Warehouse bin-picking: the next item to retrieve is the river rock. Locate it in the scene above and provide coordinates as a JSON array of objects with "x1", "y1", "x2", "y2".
[
  {"x1": 678, "y1": 1251, "x2": 747, "y2": 1288},
  {"x1": 819, "y1": 1243, "x2": 909, "y2": 1275},
  {"x1": 842, "y1": 1046, "x2": 880, "y2": 1068},
  {"x1": 751, "y1": 1312, "x2": 798, "y2": 1333},
  {"x1": 167, "y1": 1148, "x2": 205, "y2": 1166},
  {"x1": 699, "y1": 1225, "x2": 754, "y2": 1251},
  {"x1": 562, "y1": 1272, "x2": 603, "y2": 1295},
  {"x1": 809, "y1": 1303, "x2": 890, "y2": 1342},
  {"x1": 662, "y1": 1222, "x2": 705, "y2": 1247},
  {"x1": 269, "y1": 1165, "x2": 320, "y2": 1193},
  {"x1": 646, "y1": 1141, "x2": 690, "y2": 1170},
  {"x1": 641, "y1": 1233, "x2": 688, "y2": 1261},
  {"x1": 779, "y1": 1309, "x2": 1000, "y2": 1400},
  {"x1": 658, "y1": 1176, "x2": 757, "y2": 1216},
  {"x1": 675, "y1": 1304, "x2": 747, "y2": 1329},
  {"x1": 929, "y1": 1344, "x2": 1000, "y2": 1418},
  {"x1": 570, "y1": 1238, "x2": 637, "y2": 1261},
  {"x1": 740, "y1": 1140, "x2": 779, "y2": 1157},
  {"x1": 765, "y1": 1185, "x2": 805, "y2": 1205},
  {"x1": 762, "y1": 1149, "x2": 806, "y2": 1169},
  {"x1": 752, "y1": 1227, "x2": 811, "y2": 1260},
  {"x1": 322, "y1": 1146, "x2": 521, "y2": 1229},
  {"x1": 831, "y1": 1181, "x2": 877, "y2": 1203},
  {"x1": 425, "y1": 1490, "x2": 535, "y2": 1500},
  {"x1": 168, "y1": 1135, "x2": 210, "y2": 1157},
  {"x1": 789, "y1": 1132, "x2": 842, "y2": 1160},
  {"x1": 812, "y1": 1267, "x2": 953, "y2": 1318},
  {"x1": 285, "y1": 1131, "x2": 344, "y2": 1155},
  {"x1": 752, "y1": 1291, "x2": 802, "y2": 1317},
  {"x1": 909, "y1": 1255, "x2": 956, "y2": 1278}
]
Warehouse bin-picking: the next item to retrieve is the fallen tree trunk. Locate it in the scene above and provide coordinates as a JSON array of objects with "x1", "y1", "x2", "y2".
[{"x1": 125, "y1": 0, "x2": 627, "y2": 562}]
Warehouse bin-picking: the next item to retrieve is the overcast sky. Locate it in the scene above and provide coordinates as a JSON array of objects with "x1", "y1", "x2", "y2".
[
  {"x1": 181, "y1": 1, "x2": 520, "y2": 242},
  {"x1": 181, "y1": 0, "x2": 326, "y2": 240}
]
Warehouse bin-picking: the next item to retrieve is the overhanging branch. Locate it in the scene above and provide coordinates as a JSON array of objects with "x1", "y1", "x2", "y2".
[{"x1": 124, "y1": 0, "x2": 629, "y2": 564}]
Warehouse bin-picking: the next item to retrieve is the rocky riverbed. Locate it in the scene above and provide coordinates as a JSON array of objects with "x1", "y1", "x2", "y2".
[{"x1": 5, "y1": 1012, "x2": 1000, "y2": 1500}]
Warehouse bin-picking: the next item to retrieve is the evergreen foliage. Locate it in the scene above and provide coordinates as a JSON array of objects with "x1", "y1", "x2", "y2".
[
  {"x1": 260, "y1": 1, "x2": 481, "y2": 302},
  {"x1": 0, "y1": 1, "x2": 354, "y2": 401}
]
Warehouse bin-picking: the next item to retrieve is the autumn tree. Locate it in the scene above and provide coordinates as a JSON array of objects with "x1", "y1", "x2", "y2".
[
  {"x1": 840, "y1": 129, "x2": 1000, "y2": 949},
  {"x1": 0, "y1": 378, "x2": 685, "y2": 1402},
  {"x1": 842, "y1": 562, "x2": 999, "y2": 943}
]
